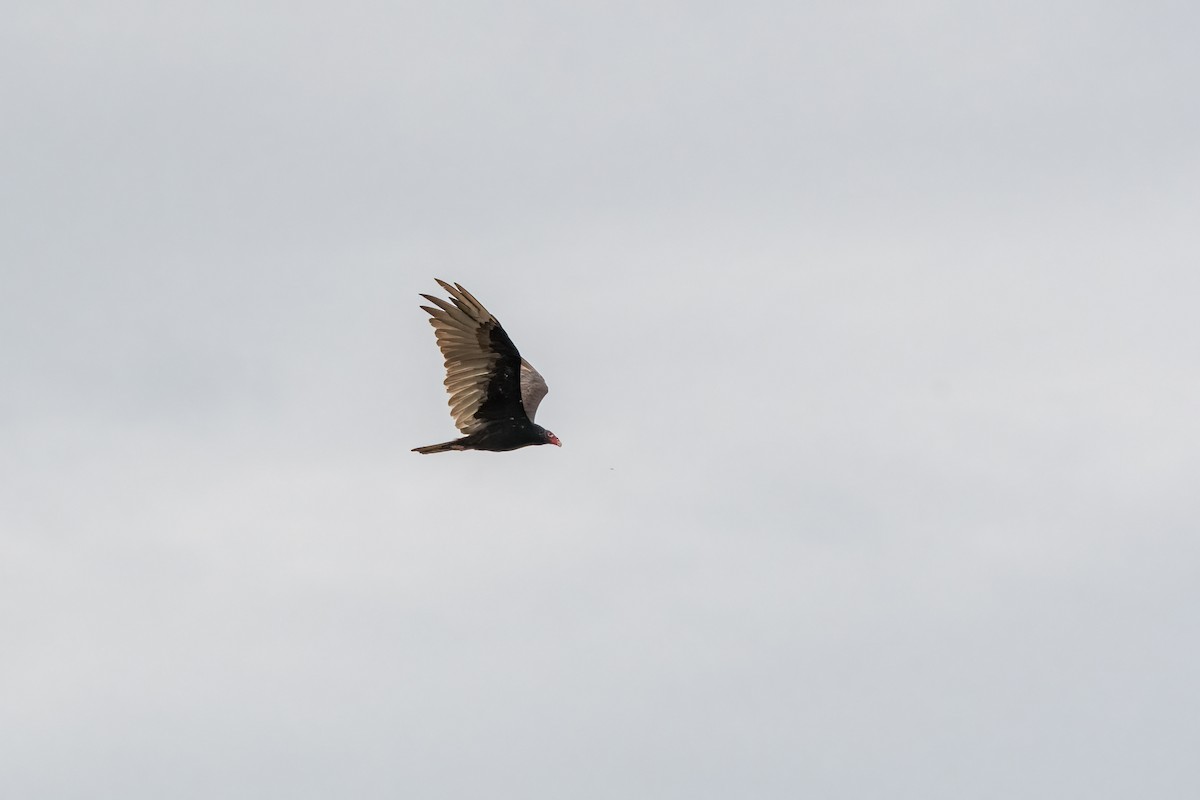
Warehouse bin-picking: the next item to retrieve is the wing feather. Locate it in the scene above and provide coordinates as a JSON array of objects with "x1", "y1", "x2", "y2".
[
  {"x1": 418, "y1": 280, "x2": 543, "y2": 434},
  {"x1": 520, "y1": 358, "x2": 549, "y2": 421}
]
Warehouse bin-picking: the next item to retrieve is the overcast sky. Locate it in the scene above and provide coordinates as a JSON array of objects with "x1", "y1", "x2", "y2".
[{"x1": 3, "y1": 2, "x2": 1199, "y2": 798}]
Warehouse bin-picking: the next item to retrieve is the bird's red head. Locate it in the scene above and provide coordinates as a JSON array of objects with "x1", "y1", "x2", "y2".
[{"x1": 545, "y1": 430, "x2": 562, "y2": 447}]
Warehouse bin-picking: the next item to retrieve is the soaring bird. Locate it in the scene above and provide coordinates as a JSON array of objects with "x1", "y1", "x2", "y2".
[{"x1": 412, "y1": 280, "x2": 561, "y2": 454}]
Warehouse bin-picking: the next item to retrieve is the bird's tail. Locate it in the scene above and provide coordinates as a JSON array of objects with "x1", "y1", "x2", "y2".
[{"x1": 411, "y1": 439, "x2": 465, "y2": 455}]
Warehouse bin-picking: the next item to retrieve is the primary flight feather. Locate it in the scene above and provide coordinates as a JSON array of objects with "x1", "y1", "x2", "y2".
[{"x1": 413, "y1": 280, "x2": 561, "y2": 454}]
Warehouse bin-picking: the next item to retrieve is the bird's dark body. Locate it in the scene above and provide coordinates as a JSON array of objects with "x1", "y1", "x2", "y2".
[{"x1": 412, "y1": 420, "x2": 556, "y2": 454}]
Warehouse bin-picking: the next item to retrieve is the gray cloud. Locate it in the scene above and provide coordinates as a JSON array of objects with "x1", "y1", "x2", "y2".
[{"x1": 3, "y1": 2, "x2": 1199, "y2": 798}]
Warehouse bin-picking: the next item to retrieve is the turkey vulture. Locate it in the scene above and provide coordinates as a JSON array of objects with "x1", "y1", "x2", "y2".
[{"x1": 412, "y1": 279, "x2": 561, "y2": 454}]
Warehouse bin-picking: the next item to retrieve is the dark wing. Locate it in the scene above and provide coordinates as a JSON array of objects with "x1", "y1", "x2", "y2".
[
  {"x1": 520, "y1": 358, "x2": 549, "y2": 422},
  {"x1": 419, "y1": 279, "x2": 529, "y2": 434}
]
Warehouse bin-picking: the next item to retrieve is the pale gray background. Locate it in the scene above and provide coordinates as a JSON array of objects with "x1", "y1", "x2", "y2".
[{"x1": 3, "y1": 2, "x2": 1199, "y2": 798}]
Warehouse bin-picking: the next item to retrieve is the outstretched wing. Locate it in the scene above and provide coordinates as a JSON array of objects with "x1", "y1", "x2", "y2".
[
  {"x1": 520, "y1": 358, "x2": 549, "y2": 422},
  {"x1": 419, "y1": 280, "x2": 534, "y2": 434}
]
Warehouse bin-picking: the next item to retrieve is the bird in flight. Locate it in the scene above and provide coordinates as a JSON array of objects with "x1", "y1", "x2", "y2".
[{"x1": 413, "y1": 280, "x2": 561, "y2": 454}]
